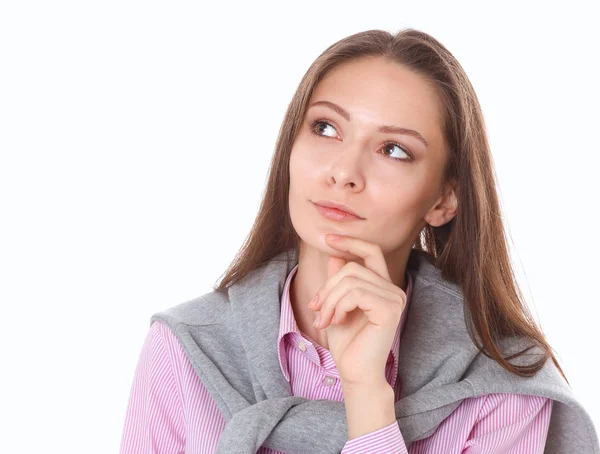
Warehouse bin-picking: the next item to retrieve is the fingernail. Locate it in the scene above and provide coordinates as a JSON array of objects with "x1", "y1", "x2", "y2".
[
  {"x1": 313, "y1": 313, "x2": 321, "y2": 327},
  {"x1": 308, "y1": 295, "x2": 319, "y2": 309}
]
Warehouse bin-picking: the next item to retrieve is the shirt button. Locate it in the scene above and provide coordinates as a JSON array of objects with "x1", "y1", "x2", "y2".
[
  {"x1": 298, "y1": 341, "x2": 307, "y2": 352},
  {"x1": 323, "y1": 376, "x2": 336, "y2": 386}
]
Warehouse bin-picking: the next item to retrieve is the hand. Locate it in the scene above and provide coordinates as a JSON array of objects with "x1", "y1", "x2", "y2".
[{"x1": 309, "y1": 234, "x2": 407, "y2": 387}]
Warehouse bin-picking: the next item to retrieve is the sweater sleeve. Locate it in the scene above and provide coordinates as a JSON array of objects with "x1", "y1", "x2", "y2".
[
  {"x1": 462, "y1": 393, "x2": 553, "y2": 453},
  {"x1": 119, "y1": 321, "x2": 186, "y2": 454},
  {"x1": 341, "y1": 420, "x2": 408, "y2": 454}
]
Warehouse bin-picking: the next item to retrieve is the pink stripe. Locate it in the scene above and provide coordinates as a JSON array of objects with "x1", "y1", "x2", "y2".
[
  {"x1": 343, "y1": 422, "x2": 408, "y2": 453},
  {"x1": 120, "y1": 265, "x2": 553, "y2": 453}
]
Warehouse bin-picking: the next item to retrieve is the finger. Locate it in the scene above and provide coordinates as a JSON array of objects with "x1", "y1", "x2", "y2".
[
  {"x1": 316, "y1": 278, "x2": 404, "y2": 329},
  {"x1": 324, "y1": 288, "x2": 401, "y2": 329},
  {"x1": 317, "y1": 275, "x2": 403, "y2": 327},
  {"x1": 325, "y1": 234, "x2": 391, "y2": 282},
  {"x1": 311, "y1": 258, "x2": 403, "y2": 312}
]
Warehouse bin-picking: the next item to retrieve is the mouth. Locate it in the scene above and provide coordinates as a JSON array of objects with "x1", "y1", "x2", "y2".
[{"x1": 312, "y1": 201, "x2": 364, "y2": 222}]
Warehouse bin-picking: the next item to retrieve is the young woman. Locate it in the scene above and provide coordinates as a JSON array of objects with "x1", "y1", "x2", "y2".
[{"x1": 120, "y1": 28, "x2": 598, "y2": 453}]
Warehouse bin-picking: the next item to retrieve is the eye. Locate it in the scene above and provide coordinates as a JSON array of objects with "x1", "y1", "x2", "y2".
[
  {"x1": 380, "y1": 142, "x2": 412, "y2": 162},
  {"x1": 308, "y1": 118, "x2": 414, "y2": 162},
  {"x1": 310, "y1": 119, "x2": 338, "y2": 138}
]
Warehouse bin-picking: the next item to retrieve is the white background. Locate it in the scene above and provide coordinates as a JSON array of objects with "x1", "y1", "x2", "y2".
[{"x1": 1, "y1": 1, "x2": 598, "y2": 452}]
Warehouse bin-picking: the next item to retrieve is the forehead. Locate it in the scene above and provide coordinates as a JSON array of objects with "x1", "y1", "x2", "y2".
[{"x1": 309, "y1": 57, "x2": 444, "y2": 150}]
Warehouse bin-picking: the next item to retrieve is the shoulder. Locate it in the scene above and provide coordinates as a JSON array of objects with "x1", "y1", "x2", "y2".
[
  {"x1": 145, "y1": 320, "x2": 191, "y2": 382},
  {"x1": 150, "y1": 319, "x2": 187, "y2": 355},
  {"x1": 150, "y1": 289, "x2": 232, "y2": 327}
]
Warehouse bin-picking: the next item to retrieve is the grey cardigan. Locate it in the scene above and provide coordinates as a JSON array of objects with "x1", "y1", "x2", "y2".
[{"x1": 150, "y1": 248, "x2": 599, "y2": 453}]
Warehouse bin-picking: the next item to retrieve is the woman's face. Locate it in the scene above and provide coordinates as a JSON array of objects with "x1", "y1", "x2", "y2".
[{"x1": 289, "y1": 56, "x2": 453, "y2": 258}]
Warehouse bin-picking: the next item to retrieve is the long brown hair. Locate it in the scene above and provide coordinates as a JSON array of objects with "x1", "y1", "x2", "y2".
[{"x1": 212, "y1": 28, "x2": 568, "y2": 382}]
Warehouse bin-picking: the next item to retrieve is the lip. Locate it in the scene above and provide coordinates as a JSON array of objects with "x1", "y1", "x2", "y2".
[{"x1": 312, "y1": 200, "x2": 364, "y2": 221}]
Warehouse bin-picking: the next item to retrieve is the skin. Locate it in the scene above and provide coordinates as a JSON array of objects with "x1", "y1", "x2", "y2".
[{"x1": 288, "y1": 55, "x2": 458, "y2": 352}]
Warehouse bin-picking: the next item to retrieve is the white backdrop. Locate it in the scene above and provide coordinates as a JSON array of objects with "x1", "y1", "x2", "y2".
[{"x1": 1, "y1": 1, "x2": 598, "y2": 452}]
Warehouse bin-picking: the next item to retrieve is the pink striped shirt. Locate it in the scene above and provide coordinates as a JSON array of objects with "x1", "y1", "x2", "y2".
[{"x1": 121, "y1": 264, "x2": 553, "y2": 453}]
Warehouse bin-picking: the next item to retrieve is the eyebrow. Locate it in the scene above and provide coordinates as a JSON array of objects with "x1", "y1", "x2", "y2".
[{"x1": 308, "y1": 100, "x2": 429, "y2": 148}]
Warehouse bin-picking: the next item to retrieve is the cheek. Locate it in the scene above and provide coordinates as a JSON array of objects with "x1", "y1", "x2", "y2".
[
  {"x1": 289, "y1": 144, "x2": 318, "y2": 187},
  {"x1": 368, "y1": 178, "x2": 431, "y2": 229},
  {"x1": 288, "y1": 147, "x2": 302, "y2": 193},
  {"x1": 288, "y1": 146, "x2": 312, "y2": 207}
]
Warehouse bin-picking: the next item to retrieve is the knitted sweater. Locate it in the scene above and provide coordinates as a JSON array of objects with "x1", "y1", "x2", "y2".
[{"x1": 150, "y1": 248, "x2": 599, "y2": 453}]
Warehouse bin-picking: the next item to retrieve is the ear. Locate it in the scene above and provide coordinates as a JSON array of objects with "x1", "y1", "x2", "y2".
[{"x1": 424, "y1": 179, "x2": 458, "y2": 227}]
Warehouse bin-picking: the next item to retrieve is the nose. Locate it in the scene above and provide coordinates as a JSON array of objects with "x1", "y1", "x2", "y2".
[{"x1": 327, "y1": 145, "x2": 366, "y2": 191}]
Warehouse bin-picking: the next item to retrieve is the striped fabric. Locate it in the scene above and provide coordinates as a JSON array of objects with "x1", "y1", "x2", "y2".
[{"x1": 121, "y1": 264, "x2": 552, "y2": 453}]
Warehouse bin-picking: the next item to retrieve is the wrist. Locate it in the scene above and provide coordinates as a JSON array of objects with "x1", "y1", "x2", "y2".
[
  {"x1": 342, "y1": 380, "x2": 396, "y2": 440},
  {"x1": 341, "y1": 378, "x2": 393, "y2": 396}
]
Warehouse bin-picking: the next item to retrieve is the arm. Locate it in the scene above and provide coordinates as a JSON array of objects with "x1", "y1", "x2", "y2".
[
  {"x1": 341, "y1": 381, "x2": 408, "y2": 454},
  {"x1": 119, "y1": 321, "x2": 186, "y2": 454},
  {"x1": 462, "y1": 393, "x2": 553, "y2": 454}
]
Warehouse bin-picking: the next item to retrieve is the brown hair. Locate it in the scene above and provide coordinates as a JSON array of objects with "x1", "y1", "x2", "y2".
[{"x1": 212, "y1": 28, "x2": 568, "y2": 382}]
